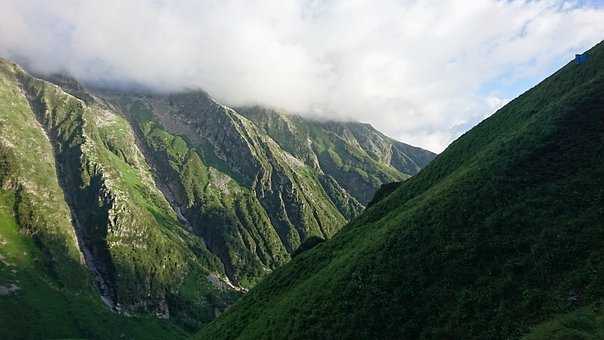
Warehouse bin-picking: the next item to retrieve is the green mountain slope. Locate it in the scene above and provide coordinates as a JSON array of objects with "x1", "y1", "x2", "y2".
[
  {"x1": 197, "y1": 41, "x2": 604, "y2": 340},
  {"x1": 521, "y1": 304, "x2": 604, "y2": 340},
  {"x1": 236, "y1": 106, "x2": 434, "y2": 205},
  {"x1": 96, "y1": 89, "x2": 434, "y2": 288},
  {"x1": 0, "y1": 57, "x2": 433, "y2": 337},
  {"x1": 0, "y1": 60, "x2": 202, "y2": 338}
]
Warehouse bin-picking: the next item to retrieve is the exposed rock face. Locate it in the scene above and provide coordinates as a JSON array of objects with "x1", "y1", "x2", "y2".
[
  {"x1": 103, "y1": 90, "x2": 435, "y2": 287},
  {"x1": 0, "y1": 57, "x2": 435, "y2": 334},
  {"x1": 1, "y1": 61, "x2": 237, "y2": 332},
  {"x1": 237, "y1": 106, "x2": 434, "y2": 204}
]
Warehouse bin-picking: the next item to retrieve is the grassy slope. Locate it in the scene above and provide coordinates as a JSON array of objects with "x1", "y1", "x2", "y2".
[
  {"x1": 1, "y1": 59, "x2": 242, "y2": 338},
  {"x1": 25, "y1": 67, "x2": 238, "y2": 327},
  {"x1": 2, "y1": 52, "x2": 435, "y2": 337},
  {"x1": 139, "y1": 117, "x2": 290, "y2": 288},
  {"x1": 0, "y1": 61, "x2": 188, "y2": 339},
  {"x1": 106, "y1": 92, "x2": 378, "y2": 287},
  {"x1": 0, "y1": 192, "x2": 186, "y2": 340},
  {"x1": 198, "y1": 41, "x2": 604, "y2": 340},
  {"x1": 521, "y1": 304, "x2": 604, "y2": 340},
  {"x1": 237, "y1": 106, "x2": 436, "y2": 205}
]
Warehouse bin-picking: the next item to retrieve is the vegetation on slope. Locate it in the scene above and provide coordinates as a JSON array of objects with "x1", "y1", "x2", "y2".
[
  {"x1": 0, "y1": 191, "x2": 188, "y2": 339},
  {"x1": 521, "y1": 303, "x2": 604, "y2": 340},
  {"x1": 1, "y1": 55, "x2": 433, "y2": 338},
  {"x1": 0, "y1": 59, "x2": 240, "y2": 337},
  {"x1": 198, "y1": 41, "x2": 604, "y2": 340},
  {"x1": 0, "y1": 60, "x2": 192, "y2": 339},
  {"x1": 237, "y1": 106, "x2": 434, "y2": 204},
  {"x1": 137, "y1": 117, "x2": 290, "y2": 288},
  {"x1": 102, "y1": 90, "x2": 434, "y2": 288}
]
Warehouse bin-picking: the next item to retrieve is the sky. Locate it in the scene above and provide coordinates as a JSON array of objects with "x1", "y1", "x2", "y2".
[{"x1": 1, "y1": 0, "x2": 603, "y2": 152}]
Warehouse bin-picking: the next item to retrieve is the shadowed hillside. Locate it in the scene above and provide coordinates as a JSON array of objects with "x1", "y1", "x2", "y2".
[{"x1": 198, "y1": 41, "x2": 604, "y2": 340}]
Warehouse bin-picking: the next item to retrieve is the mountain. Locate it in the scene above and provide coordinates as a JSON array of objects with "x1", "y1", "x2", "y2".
[
  {"x1": 197, "y1": 41, "x2": 604, "y2": 340},
  {"x1": 0, "y1": 60, "x2": 235, "y2": 338},
  {"x1": 98, "y1": 89, "x2": 433, "y2": 289},
  {"x1": 235, "y1": 105, "x2": 434, "y2": 205},
  {"x1": 0, "y1": 58, "x2": 433, "y2": 338}
]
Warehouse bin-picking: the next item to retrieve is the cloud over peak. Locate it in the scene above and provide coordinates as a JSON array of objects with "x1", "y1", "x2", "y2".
[{"x1": 1, "y1": 0, "x2": 603, "y2": 152}]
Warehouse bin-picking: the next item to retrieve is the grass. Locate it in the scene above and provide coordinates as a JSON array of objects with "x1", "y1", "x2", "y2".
[
  {"x1": 0, "y1": 59, "x2": 236, "y2": 337},
  {"x1": 522, "y1": 304, "x2": 604, "y2": 340},
  {"x1": 0, "y1": 191, "x2": 187, "y2": 340},
  {"x1": 236, "y1": 106, "x2": 433, "y2": 205},
  {"x1": 1, "y1": 55, "x2": 434, "y2": 338},
  {"x1": 197, "y1": 40, "x2": 604, "y2": 340}
]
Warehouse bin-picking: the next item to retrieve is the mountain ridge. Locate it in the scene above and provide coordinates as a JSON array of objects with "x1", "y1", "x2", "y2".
[
  {"x1": 197, "y1": 40, "x2": 604, "y2": 339},
  {"x1": 0, "y1": 57, "x2": 434, "y2": 338}
]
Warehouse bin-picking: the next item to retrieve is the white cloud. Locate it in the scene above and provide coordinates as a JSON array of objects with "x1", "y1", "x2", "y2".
[{"x1": 1, "y1": 0, "x2": 603, "y2": 152}]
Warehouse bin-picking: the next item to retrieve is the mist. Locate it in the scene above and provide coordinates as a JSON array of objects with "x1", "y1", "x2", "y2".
[{"x1": 1, "y1": 0, "x2": 604, "y2": 152}]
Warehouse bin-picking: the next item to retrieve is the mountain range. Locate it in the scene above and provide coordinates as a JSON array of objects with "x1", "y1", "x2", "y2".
[
  {"x1": 197, "y1": 41, "x2": 604, "y2": 339},
  {"x1": 0, "y1": 58, "x2": 433, "y2": 338},
  {"x1": 1, "y1": 31, "x2": 602, "y2": 340}
]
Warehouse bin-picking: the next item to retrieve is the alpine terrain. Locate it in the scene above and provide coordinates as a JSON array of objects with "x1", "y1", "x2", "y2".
[
  {"x1": 197, "y1": 41, "x2": 604, "y2": 339},
  {"x1": 0, "y1": 57, "x2": 434, "y2": 339}
]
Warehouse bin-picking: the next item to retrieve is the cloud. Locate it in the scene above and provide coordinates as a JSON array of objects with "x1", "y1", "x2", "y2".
[{"x1": 1, "y1": 0, "x2": 603, "y2": 152}]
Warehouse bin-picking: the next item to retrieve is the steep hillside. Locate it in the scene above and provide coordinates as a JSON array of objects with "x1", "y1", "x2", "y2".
[
  {"x1": 198, "y1": 41, "x2": 604, "y2": 340},
  {"x1": 0, "y1": 60, "x2": 239, "y2": 337},
  {"x1": 521, "y1": 305, "x2": 604, "y2": 340},
  {"x1": 97, "y1": 89, "x2": 434, "y2": 287},
  {"x1": 237, "y1": 106, "x2": 434, "y2": 205},
  {"x1": 0, "y1": 57, "x2": 433, "y2": 337}
]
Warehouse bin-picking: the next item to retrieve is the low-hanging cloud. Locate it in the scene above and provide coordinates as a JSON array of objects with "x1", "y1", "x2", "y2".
[{"x1": 1, "y1": 0, "x2": 603, "y2": 152}]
